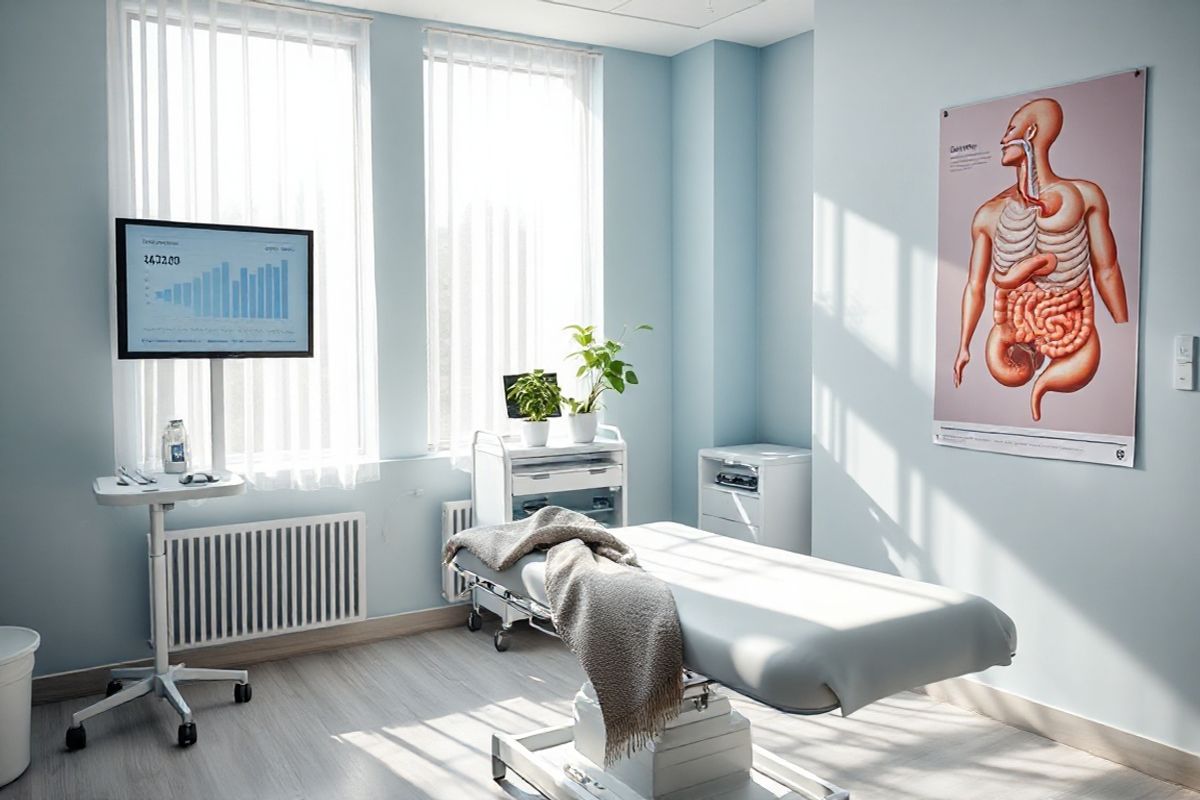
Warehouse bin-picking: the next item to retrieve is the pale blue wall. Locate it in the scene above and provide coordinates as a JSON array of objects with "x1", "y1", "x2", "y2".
[
  {"x1": 669, "y1": 42, "x2": 765, "y2": 524},
  {"x1": 813, "y1": 0, "x2": 1200, "y2": 754},
  {"x1": 371, "y1": 13, "x2": 429, "y2": 458},
  {"x1": 711, "y1": 42, "x2": 760, "y2": 448},
  {"x1": 600, "y1": 50, "x2": 676, "y2": 522},
  {"x1": 670, "y1": 43, "x2": 717, "y2": 523},
  {"x1": 0, "y1": 0, "x2": 126, "y2": 680},
  {"x1": 0, "y1": 1, "x2": 674, "y2": 676},
  {"x1": 757, "y1": 33, "x2": 813, "y2": 447}
]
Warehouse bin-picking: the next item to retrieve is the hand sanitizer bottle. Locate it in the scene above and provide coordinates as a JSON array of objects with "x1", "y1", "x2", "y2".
[{"x1": 162, "y1": 419, "x2": 190, "y2": 474}]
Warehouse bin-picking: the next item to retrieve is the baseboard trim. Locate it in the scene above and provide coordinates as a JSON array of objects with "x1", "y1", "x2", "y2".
[
  {"x1": 32, "y1": 604, "x2": 466, "y2": 706},
  {"x1": 921, "y1": 677, "x2": 1200, "y2": 792}
]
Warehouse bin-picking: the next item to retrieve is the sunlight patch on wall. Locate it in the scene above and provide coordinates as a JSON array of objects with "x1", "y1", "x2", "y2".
[
  {"x1": 814, "y1": 194, "x2": 841, "y2": 315},
  {"x1": 922, "y1": 479, "x2": 980, "y2": 591},
  {"x1": 844, "y1": 404, "x2": 900, "y2": 524},
  {"x1": 879, "y1": 466, "x2": 928, "y2": 579},
  {"x1": 842, "y1": 209, "x2": 900, "y2": 367},
  {"x1": 908, "y1": 245, "x2": 938, "y2": 395},
  {"x1": 812, "y1": 374, "x2": 841, "y2": 463},
  {"x1": 911, "y1": 476, "x2": 1187, "y2": 729}
]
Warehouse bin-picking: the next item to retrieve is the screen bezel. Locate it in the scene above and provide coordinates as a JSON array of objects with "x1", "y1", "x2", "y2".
[{"x1": 116, "y1": 217, "x2": 315, "y2": 360}]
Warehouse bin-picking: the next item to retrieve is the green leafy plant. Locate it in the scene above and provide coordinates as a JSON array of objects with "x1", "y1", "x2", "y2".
[
  {"x1": 563, "y1": 324, "x2": 652, "y2": 415},
  {"x1": 506, "y1": 369, "x2": 563, "y2": 422}
]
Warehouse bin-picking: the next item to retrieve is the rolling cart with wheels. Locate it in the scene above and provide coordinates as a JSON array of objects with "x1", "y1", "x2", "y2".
[
  {"x1": 449, "y1": 427, "x2": 626, "y2": 653},
  {"x1": 70, "y1": 473, "x2": 253, "y2": 750},
  {"x1": 462, "y1": 594, "x2": 524, "y2": 653}
]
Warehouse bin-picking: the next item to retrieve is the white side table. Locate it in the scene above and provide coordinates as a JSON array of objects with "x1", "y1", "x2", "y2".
[
  {"x1": 67, "y1": 472, "x2": 251, "y2": 750},
  {"x1": 698, "y1": 444, "x2": 813, "y2": 553}
]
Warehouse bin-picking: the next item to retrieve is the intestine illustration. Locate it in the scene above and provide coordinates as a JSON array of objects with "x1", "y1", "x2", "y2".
[{"x1": 952, "y1": 98, "x2": 1129, "y2": 421}]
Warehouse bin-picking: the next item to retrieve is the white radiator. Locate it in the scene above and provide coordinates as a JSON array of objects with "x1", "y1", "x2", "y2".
[
  {"x1": 441, "y1": 500, "x2": 473, "y2": 601},
  {"x1": 159, "y1": 512, "x2": 367, "y2": 650}
]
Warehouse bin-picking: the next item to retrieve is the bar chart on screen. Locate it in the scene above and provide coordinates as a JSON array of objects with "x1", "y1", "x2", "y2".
[{"x1": 150, "y1": 260, "x2": 291, "y2": 321}]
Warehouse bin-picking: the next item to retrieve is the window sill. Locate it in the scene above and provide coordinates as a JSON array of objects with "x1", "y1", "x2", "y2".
[{"x1": 377, "y1": 451, "x2": 455, "y2": 466}]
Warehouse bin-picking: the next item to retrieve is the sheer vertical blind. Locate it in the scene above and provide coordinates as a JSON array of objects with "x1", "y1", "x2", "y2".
[
  {"x1": 424, "y1": 28, "x2": 603, "y2": 454},
  {"x1": 107, "y1": 0, "x2": 379, "y2": 489}
]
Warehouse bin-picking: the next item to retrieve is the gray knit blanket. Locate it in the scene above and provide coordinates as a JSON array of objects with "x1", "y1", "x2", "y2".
[{"x1": 442, "y1": 506, "x2": 683, "y2": 764}]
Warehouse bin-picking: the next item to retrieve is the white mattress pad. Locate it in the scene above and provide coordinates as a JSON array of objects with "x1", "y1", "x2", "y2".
[{"x1": 453, "y1": 521, "x2": 1017, "y2": 714}]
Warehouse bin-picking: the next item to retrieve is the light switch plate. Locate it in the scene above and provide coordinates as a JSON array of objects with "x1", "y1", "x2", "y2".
[
  {"x1": 1176, "y1": 334, "x2": 1195, "y2": 363},
  {"x1": 1175, "y1": 334, "x2": 1196, "y2": 390}
]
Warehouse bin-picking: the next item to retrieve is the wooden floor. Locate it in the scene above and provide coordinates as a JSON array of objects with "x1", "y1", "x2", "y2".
[{"x1": 9, "y1": 625, "x2": 1195, "y2": 800}]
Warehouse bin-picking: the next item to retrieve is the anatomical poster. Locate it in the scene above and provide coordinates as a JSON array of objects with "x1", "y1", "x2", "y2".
[{"x1": 932, "y1": 70, "x2": 1145, "y2": 467}]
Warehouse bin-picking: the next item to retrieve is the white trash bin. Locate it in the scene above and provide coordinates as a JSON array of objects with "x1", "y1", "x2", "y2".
[{"x1": 0, "y1": 627, "x2": 40, "y2": 788}]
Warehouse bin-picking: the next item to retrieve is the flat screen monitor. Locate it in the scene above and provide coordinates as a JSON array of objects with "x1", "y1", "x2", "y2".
[{"x1": 116, "y1": 218, "x2": 314, "y2": 359}]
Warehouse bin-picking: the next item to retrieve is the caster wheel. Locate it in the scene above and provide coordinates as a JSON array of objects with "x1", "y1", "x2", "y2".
[
  {"x1": 467, "y1": 610, "x2": 483, "y2": 632},
  {"x1": 106, "y1": 679, "x2": 123, "y2": 698},
  {"x1": 234, "y1": 682, "x2": 252, "y2": 704},
  {"x1": 178, "y1": 722, "x2": 198, "y2": 748},
  {"x1": 493, "y1": 630, "x2": 510, "y2": 653},
  {"x1": 65, "y1": 725, "x2": 87, "y2": 751}
]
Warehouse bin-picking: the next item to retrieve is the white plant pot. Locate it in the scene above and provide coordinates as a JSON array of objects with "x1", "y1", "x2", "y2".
[
  {"x1": 569, "y1": 412, "x2": 598, "y2": 444},
  {"x1": 521, "y1": 419, "x2": 550, "y2": 447}
]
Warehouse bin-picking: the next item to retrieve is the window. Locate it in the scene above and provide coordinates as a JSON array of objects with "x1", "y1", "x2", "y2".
[
  {"x1": 423, "y1": 28, "x2": 603, "y2": 453},
  {"x1": 107, "y1": 0, "x2": 378, "y2": 489}
]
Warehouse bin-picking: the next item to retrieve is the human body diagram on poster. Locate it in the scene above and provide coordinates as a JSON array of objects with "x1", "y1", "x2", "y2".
[{"x1": 951, "y1": 98, "x2": 1130, "y2": 421}]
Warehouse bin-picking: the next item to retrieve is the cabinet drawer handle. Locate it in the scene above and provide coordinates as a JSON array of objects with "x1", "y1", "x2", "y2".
[
  {"x1": 588, "y1": 467, "x2": 610, "y2": 475},
  {"x1": 530, "y1": 473, "x2": 550, "y2": 480}
]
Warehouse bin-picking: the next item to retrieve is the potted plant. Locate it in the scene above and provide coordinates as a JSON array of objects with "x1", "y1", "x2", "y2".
[
  {"x1": 563, "y1": 323, "x2": 651, "y2": 443},
  {"x1": 506, "y1": 369, "x2": 563, "y2": 447}
]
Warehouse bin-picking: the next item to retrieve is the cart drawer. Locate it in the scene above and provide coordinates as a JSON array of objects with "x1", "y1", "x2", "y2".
[
  {"x1": 511, "y1": 463, "x2": 624, "y2": 496},
  {"x1": 700, "y1": 513, "x2": 760, "y2": 544},
  {"x1": 701, "y1": 486, "x2": 762, "y2": 527}
]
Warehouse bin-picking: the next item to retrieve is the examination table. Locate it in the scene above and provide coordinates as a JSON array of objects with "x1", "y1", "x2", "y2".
[{"x1": 451, "y1": 521, "x2": 1017, "y2": 799}]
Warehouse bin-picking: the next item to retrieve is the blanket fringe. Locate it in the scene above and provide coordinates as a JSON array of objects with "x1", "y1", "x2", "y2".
[{"x1": 602, "y1": 669, "x2": 686, "y2": 767}]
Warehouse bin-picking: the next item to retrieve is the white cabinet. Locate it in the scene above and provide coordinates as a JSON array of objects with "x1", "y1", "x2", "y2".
[
  {"x1": 472, "y1": 427, "x2": 628, "y2": 528},
  {"x1": 698, "y1": 444, "x2": 812, "y2": 553}
]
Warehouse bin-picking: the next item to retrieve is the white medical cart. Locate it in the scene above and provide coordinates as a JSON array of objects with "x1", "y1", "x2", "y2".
[
  {"x1": 471, "y1": 426, "x2": 628, "y2": 528},
  {"x1": 698, "y1": 444, "x2": 812, "y2": 553},
  {"x1": 454, "y1": 427, "x2": 628, "y2": 651}
]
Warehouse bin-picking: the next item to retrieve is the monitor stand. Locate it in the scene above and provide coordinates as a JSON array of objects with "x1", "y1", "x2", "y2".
[{"x1": 210, "y1": 359, "x2": 226, "y2": 472}]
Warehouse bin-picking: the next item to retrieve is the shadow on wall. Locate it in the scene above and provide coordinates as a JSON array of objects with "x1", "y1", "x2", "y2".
[{"x1": 808, "y1": 188, "x2": 1200, "y2": 748}]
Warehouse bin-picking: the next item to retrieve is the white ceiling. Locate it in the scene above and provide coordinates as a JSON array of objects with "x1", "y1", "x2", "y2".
[
  {"x1": 319, "y1": 0, "x2": 814, "y2": 56},
  {"x1": 544, "y1": 0, "x2": 764, "y2": 29}
]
